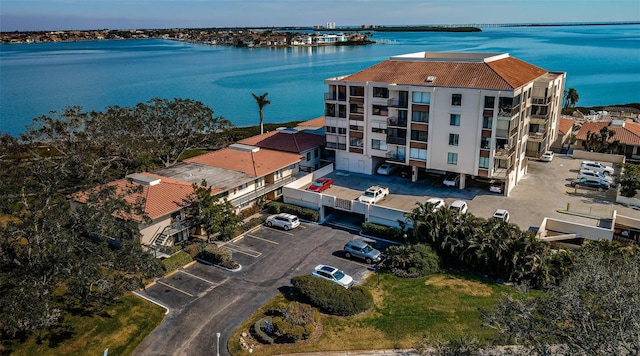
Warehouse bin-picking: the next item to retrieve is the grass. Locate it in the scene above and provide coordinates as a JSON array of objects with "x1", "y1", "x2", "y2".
[
  {"x1": 228, "y1": 271, "x2": 516, "y2": 355},
  {"x1": 3, "y1": 293, "x2": 165, "y2": 356}
]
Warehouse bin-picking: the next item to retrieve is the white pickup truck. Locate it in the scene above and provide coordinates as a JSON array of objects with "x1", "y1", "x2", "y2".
[{"x1": 358, "y1": 186, "x2": 389, "y2": 204}]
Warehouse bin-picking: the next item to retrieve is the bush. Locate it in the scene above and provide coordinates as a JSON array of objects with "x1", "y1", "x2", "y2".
[
  {"x1": 234, "y1": 216, "x2": 267, "y2": 237},
  {"x1": 267, "y1": 202, "x2": 319, "y2": 222},
  {"x1": 238, "y1": 204, "x2": 262, "y2": 219},
  {"x1": 362, "y1": 222, "x2": 405, "y2": 242},
  {"x1": 253, "y1": 316, "x2": 274, "y2": 344},
  {"x1": 160, "y1": 251, "x2": 193, "y2": 272},
  {"x1": 385, "y1": 243, "x2": 441, "y2": 278},
  {"x1": 291, "y1": 276, "x2": 373, "y2": 316},
  {"x1": 198, "y1": 244, "x2": 235, "y2": 268}
]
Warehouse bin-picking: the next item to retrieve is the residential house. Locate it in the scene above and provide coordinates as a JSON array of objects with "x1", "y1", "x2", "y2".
[
  {"x1": 551, "y1": 116, "x2": 575, "y2": 152},
  {"x1": 574, "y1": 119, "x2": 640, "y2": 162},
  {"x1": 323, "y1": 51, "x2": 565, "y2": 194}
]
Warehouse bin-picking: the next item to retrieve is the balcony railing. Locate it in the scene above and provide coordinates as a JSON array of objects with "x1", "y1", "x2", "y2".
[
  {"x1": 229, "y1": 175, "x2": 298, "y2": 207},
  {"x1": 528, "y1": 131, "x2": 546, "y2": 142},
  {"x1": 532, "y1": 97, "x2": 551, "y2": 105},
  {"x1": 386, "y1": 136, "x2": 407, "y2": 145},
  {"x1": 494, "y1": 145, "x2": 515, "y2": 159},
  {"x1": 385, "y1": 150, "x2": 406, "y2": 162},
  {"x1": 324, "y1": 92, "x2": 336, "y2": 100},
  {"x1": 387, "y1": 98, "x2": 408, "y2": 108},
  {"x1": 152, "y1": 219, "x2": 190, "y2": 246},
  {"x1": 388, "y1": 117, "x2": 408, "y2": 127},
  {"x1": 326, "y1": 142, "x2": 346, "y2": 150}
]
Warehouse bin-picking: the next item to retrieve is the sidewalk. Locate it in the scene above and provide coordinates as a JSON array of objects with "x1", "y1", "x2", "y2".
[{"x1": 277, "y1": 350, "x2": 419, "y2": 356}]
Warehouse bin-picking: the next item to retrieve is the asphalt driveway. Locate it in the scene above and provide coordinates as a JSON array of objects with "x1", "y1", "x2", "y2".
[{"x1": 134, "y1": 223, "x2": 386, "y2": 356}]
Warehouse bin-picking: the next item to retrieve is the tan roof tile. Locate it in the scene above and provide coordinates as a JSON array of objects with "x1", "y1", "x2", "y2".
[
  {"x1": 185, "y1": 146, "x2": 303, "y2": 177},
  {"x1": 576, "y1": 121, "x2": 640, "y2": 146},
  {"x1": 558, "y1": 117, "x2": 574, "y2": 135}
]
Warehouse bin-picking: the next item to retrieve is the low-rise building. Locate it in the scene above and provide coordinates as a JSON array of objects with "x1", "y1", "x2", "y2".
[{"x1": 574, "y1": 119, "x2": 640, "y2": 162}]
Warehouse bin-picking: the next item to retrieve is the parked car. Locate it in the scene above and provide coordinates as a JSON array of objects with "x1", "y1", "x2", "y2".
[
  {"x1": 580, "y1": 161, "x2": 614, "y2": 175},
  {"x1": 570, "y1": 177, "x2": 610, "y2": 190},
  {"x1": 540, "y1": 151, "x2": 554, "y2": 162},
  {"x1": 308, "y1": 177, "x2": 334, "y2": 192},
  {"x1": 425, "y1": 197, "x2": 445, "y2": 211},
  {"x1": 491, "y1": 209, "x2": 510, "y2": 222},
  {"x1": 343, "y1": 240, "x2": 382, "y2": 264},
  {"x1": 358, "y1": 186, "x2": 389, "y2": 204},
  {"x1": 578, "y1": 169, "x2": 614, "y2": 184},
  {"x1": 449, "y1": 200, "x2": 468, "y2": 215},
  {"x1": 442, "y1": 173, "x2": 460, "y2": 187},
  {"x1": 312, "y1": 264, "x2": 353, "y2": 288},
  {"x1": 489, "y1": 183, "x2": 503, "y2": 194},
  {"x1": 376, "y1": 163, "x2": 398, "y2": 176},
  {"x1": 265, "y1": 213, "x2": 300, "y2": 230}
]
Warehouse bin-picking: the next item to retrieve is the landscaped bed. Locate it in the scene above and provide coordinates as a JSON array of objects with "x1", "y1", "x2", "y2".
[{"x1": 228, "y1": 271, "x2": 519, "y2": 355}]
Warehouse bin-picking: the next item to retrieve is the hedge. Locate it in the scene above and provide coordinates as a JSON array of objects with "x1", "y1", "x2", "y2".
[
  {"x1": 290, "y1": 276, "x2": 373, "y2": 316},
  {"x1": 361, "y1": 221, "x2": 405, "y2": 242},
  {"x1": 267, "y1": 202, "x2": 319, "y2": 222},
  {"x1": 253, "y1": 316, "x2": 274, "y2": 344},
  {"x1": 160, "y1": 250, "x2": 193, "y2": 272}
]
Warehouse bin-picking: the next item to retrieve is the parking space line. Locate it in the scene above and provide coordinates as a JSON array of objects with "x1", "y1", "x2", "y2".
[
  {"x1": 340, "y1": 258, "x2": 372, "y2": 268},
  {"x1": 224, "y1": 244, "x2": 262, "y2": 258},
  {"x1": 179, "y1": 270, "x2": 218, "y2": 285},
  {"x1": 156, "y1": 280, "x2": 194, "y2": 297},
  {"x1": 246, "y1": 234, "x2": 279, "y2": 244},
  {"x1": 265, "y1": 226, "x2": 295, "y2": 235}
]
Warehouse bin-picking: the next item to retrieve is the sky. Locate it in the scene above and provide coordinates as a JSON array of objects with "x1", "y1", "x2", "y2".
[{"x1": 1, "y1": 0, "x2": 639, "y2": 32}]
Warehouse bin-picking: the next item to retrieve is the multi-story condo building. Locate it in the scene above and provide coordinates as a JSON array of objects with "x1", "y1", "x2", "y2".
[{"x1": 324, "y1": 52, "x2": 565, "y2": 194}]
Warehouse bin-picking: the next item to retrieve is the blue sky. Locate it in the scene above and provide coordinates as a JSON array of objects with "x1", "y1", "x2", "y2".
[{"x1": 2, "y1": 0, "x2": 639, "y2": 31}]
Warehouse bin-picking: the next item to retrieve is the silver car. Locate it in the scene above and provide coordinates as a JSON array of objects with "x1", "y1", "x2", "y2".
[
  {"x1": 265, "y1": 213, "x2": 300, "y2": 230},
  {"x1": 312, "y1": 265, "x2": 353, "y2": 288},
  {"x1": 343, "y1": 239, "x2": 382, "y2": 264}
]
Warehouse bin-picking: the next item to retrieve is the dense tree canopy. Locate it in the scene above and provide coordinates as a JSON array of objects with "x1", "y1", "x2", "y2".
[
  {"x1": 617, "y1": 162, "x2": 640, "y2": 198},
  {"x1": 186, "y1": 181, "x2": 242, "y2": 242}
]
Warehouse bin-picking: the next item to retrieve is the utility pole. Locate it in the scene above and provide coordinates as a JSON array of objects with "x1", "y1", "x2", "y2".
[{"x1": 216, "y1": 332, "x2": 221, "y2": 356}]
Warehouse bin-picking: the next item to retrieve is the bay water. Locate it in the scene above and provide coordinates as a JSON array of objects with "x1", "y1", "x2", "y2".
[{"x1": 1, "y1": 24, "x2": 639, "y2": 136}]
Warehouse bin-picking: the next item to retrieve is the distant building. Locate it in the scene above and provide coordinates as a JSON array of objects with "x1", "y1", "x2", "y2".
[
  {"x1": 574, "y1": 119, "x2": 640, "y2": 161},
  {"x1": 323, "y1": 51, "x2": 565, "y2": 195},
  {"x1": 326, "y1": 22, "x2": 336, "y2": 29}
]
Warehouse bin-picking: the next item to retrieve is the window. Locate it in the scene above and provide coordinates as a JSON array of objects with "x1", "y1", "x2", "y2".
[
  {"x1": 350, "y1": 103, "x2": 364, "y2": 114},
  {"x1": 371, "y1": 139, "x2": 387, "y2": 150},
  {"x1": 482, "y1": 116, "x2": 493, "y2": 129},
  {"x1": 350, "y1": 137, "x2": 363, "y2": 147},
  {"x1": 338, "y1": 104, "x2": 347, "y2": 118},
  {"x1": 338, "y1": 127, "x2": 346, "y2": 134},
  {"x1": 412, "y1": 110, "x2": 429, "y2": 123},
  {"x1": 349, "y1": 86, "x2": 364, "y2": 96},
  {"x1": 479, "y1": 156, "x2": 489, "y2": 169},
  {"x1": 289, "y1": 164, "x2": 296, "y2": 169},
  {"x1": 372, "y1": 127, "x2": 386, "y2": 134},
  {"x1": 306, "y1": 152, "x2": 311, "y2": 161},
  {"x1": 275, "y1": 188, "x2": 282, "y2": 196},
  {"x1": 325, "y1": 103, "x2": 336, "y2": 117},
  {"x1": 411, "y1": 130, "x2": 428, "y2": 142},
  {"x1": 449, "y1": 134, "x2": 459, "y2": 146},
  {"x1": 314, "y1": 148, "x2": 319, "y2": 158},
  {"x1": 410, "y1": 148, "x2": 427, "y2": 160},
  {"x1": 447, "y1": 153, "x2": 458, "y2": 165},
  {"x1": 350, "y1": 124, "x2": 364, "y2": 131},
  {"x1": 412, "y1": 91, "x2": 430, "y2": 104},
  {"x1": 373, "y1": 87, "x2": 389, "y2": 98},
  {"x1": 238, "y1": 183, "x2": 248, "y2": 190},
  {"x1": 452, "y1": 94, "x2": 462, "y2": 106},
  {"x1": 450, "y1": 114, "x2": 460, "y2": 126},
  {"x1": 274, "y1": 170, "x2": 282, "y2": 179},
  {"x1": 484, "y1": 96, "x2": 495, "y2": 109},
  {"x1": 372, "y1": 105, "x2": 388, "y2": 116},
  {"x1": 480, "y1": 137, "x2": 491, "y2": 150},
  {"x1": 255, "y1": 177, "x2": 264, "y2": 187}
]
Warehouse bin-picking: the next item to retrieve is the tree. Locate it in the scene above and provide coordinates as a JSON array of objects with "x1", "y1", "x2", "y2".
[
  {"x1": 186, "y1": 181, "x2": 242, "y2": 242},
  {"x1": 617, "y1": 162, "x2": 640, "y2": 198},
  {"x1": 563, "y1": 87, "x2": 579, "y2": 109},
  {"x1": 481, "y1": 240, "x2": 640, "y2": 355},
  {"x1": 584, "y1": 126, "x2": 623, "y2": 154},
  {"x1": 252, "y1": 92, "x2": 271, "y2": 135}
]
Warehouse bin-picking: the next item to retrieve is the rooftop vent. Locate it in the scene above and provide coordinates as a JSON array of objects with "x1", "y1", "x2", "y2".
[
  {"x1": 426, "y1": 76, "x2": 436, "y2": 82},
  {"x1": 229, "y1": 143, "x2": 260, "y2": 152},
  {"x1": 126, "y1": 173, "x2": 161, "y2": 186},
  {"x1": 610, "y1": 119, "x2": 625, "y2": 127}
]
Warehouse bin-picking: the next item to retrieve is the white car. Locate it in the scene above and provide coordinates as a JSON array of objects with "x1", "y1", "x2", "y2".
[
  {"x1": 376, "y1": 163, "x2": 398, "y2": 176},
  {"x1": 265, "y1": 213, "x2": 300, "y2": 231},
  {"x1": 580, "y1": 161, "x2": 614, "y2": 175},
  {"x1": 491, "y1": 209, "x2": 510, "y2": 222},
  {"x1": 442, "y1": 173, "x2": 460, "y2": 187},
  {"x1": 425, "y1": 197, "x2": 445, "y2": 211},
  {"x1": 540, "y1": 151, "x2": 554, "y2": 162},
  {"x1": 449, "y1": 200, "x2": 468, "y2": 215},
  {"x1": 578, "y1": 169, "x2": 614, "y2": 184},
  {"x1": 312, "y1": 265, "x2": 353, "y2": 288}
]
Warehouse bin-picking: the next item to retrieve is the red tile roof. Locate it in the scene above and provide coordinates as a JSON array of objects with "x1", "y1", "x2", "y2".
[
  {"x1": 185, "y1": 146, "x2": 303, "y2": 177},
  {"x1": 71, "y1": 173, "x2": 197, "y2": 222},
  {"x1": 558, "y1": 117, "x2": 574, "y2": 135},
  {"x1": 238, "y1": 130, "x2": 325, "y2": 153},
  {"x1": 342, "y1": 54, "x2": 548, "y2": 90},
  {"x1": 297, "y1": 116, "x2": 325, "y2": 128},
  {"x1": 576, "y1": 121, "x2": 640, "y2": 146}
]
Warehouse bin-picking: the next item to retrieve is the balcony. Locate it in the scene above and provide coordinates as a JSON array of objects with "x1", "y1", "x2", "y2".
[
  {"x1": 386, "y1": 135, "x2": 407, "y2": 145},
  {"x1": 530, "y1": 117, "x2": 547, "y2": 125},
  {"x1": 528, "y1": 131, "x2": 546, "y2": 142},
  {"x1": 494, "y1": 145, "x2": 515, "y2": 159},
  {"x1": 324, "y1": 92, "x2": 336, "y2": 100},
  {"x1": 387, "y1": 98, "x2": 408, "y2": 108},
  {"x1": 153, "y1": 220, "x2": 190, "y2": 246},
  {"x1": 349, "y1": 96, "x2": 364, "y2": 104},
  {"x1": 385, "y1": 150, "x2": 406, "y2": 162},
  {"x1": 326, "y1": 142, "x2": 346, "y2": 150},
  {"x1": 349, "y1": 113, "x2": 364, "y2": 121},
  {"x1": 532, "y1": 97, "x2": 551, "y2": 105},
  {"x1": 388, "y1": 117, "x2": 408, "y2": 127},
  {"x1": 229, "y1": 175, "x2": 298, "y2": 207}
]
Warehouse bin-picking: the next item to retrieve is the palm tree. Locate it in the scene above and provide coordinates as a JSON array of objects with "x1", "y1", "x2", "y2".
[
  {"x1": 563, "y1": 88, "x2": 579, "y2": 109},
  {"x1": 252, "y1": 92, "x2": 271, "y2": 134}
]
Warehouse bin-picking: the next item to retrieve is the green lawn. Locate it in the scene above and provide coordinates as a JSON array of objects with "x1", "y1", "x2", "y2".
[
  {"x1": 229, "y1": 271, "x2": 515, "y2": 355},
  {"x1": 3, "y1": 293, "x2": 165, "y2": 356}
]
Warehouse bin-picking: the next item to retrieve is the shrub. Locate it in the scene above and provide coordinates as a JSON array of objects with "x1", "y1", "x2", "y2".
[
  {"x1": 198, "y1": 244, "x2": 234, "y2": 268},
  {"x1": 234, "y1": 216, "x2": 267, "y2": 237},
  {"x1": 239, "y1": 204, "x2": 262, "y2": 219},
  {"x1": 362, "y1": 222, "x2": 405, "y2": 242},
  {"x1": 385, "y1": 243, "x2": 441, "y2": 278},
  {"x1": 183, "y1": 243, "x2": 203, "y2": 259},
  {"x1": 267, "y1": 202, "x2": 319, "y2": 222},
  {"x1": 160, "y1": 251, "x2": 193, "y2": 272},
  {"x1": 290, "y1": 276, "x2": 373, "y2": 316},
  {"x1": 253, "y1": 316, "x2": 274, "y2": 344}
]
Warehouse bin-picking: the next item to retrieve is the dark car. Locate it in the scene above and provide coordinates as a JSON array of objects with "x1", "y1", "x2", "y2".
[
  {"x1": 570, "y1": 177, "x2": 610, "y2": 190},
  {"x1": 308, "y1": 177, "x2": 334, "y2": 192},
  {"x1": 343, "y1": 239, "x2": 382, "y2": 264}
]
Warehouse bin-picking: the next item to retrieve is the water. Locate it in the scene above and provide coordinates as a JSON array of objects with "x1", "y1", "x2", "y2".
[{"x1": 1, "y1": 24, "x2": 639, "y2": 136}]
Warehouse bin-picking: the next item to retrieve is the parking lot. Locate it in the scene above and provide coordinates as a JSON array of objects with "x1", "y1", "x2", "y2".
[
  {"x1": 135, "y1": 222, "x2": 394, "y2": 356},
  {"x1": 319, "y1": 155, "x2": 638, "y2": 231}
]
